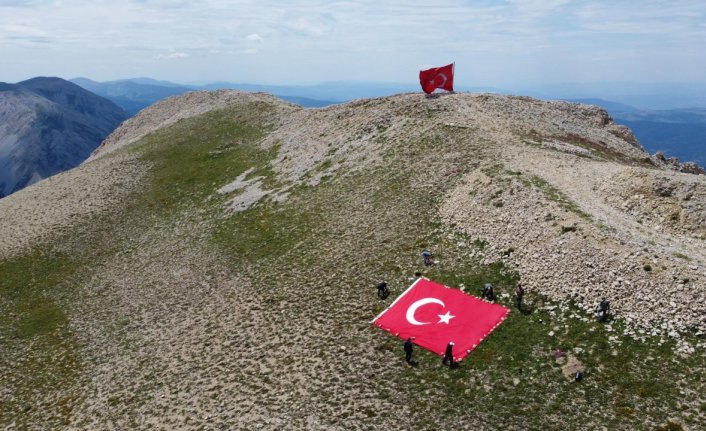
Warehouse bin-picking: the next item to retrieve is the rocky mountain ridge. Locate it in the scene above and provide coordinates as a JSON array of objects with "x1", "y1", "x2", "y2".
[
  {"x1": 84, "y1": 91, "x2": 705, "y2": 332},
  {"x1": 2, "y1": 90, "x2": 704, "y2": 429}
]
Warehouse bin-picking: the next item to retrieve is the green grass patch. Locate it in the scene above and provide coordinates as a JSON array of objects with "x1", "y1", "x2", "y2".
[
  {"x1": 673, "y1": 253, "x2": 692, "y2": 262},
  {"x1": 212, "y1": 204, "x2": 312, "y2": 264},
  {"x1": 132, "y1": 104, "x2": 279, "y2": 214},
  {"x1": 394, "y1": 284, "x2": 696, "y2": 429},
  {"x1": 0, "y1": 250, "x2": 82, "y2": 427},
  {"x1": 427, "y1": 260, "x2": 520, "y2": 297},
  {"x1": 0, "y1": 250, "x2": 78, "y2": 338}
]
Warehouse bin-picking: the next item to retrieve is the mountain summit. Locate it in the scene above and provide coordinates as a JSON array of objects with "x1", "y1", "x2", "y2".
[
  {"x1": 1, "y1": 90, "x2": 704, "y2": 429},
  {"x1": 0, "y1": 77, "x2": 127, "y2": 198}
]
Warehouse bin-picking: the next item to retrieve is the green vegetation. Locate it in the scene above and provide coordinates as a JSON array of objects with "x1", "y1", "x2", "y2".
[
  {"x1": 561, "y1": 224, "x2": 578, "y2": 234},
  {"x1": 0, "y1": 250, "x2": 82, "y2": 426},
  {"x1": 0, "y1": 103, "x2": 279, "y2": 428},
  {"x1": 674, "y1": 252, "x2": 692, "y2": 262},
  {"x1": 132, "y1": 104, "x2": 279, "y2": 213}
]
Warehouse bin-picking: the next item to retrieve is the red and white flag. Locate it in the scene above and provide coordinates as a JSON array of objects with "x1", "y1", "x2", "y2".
[
  {"x1": 419, "y1": 63, "x2": 454, "y2": 94},
  {"x1": 372, "y1": 278, "x2": 509, "y2": 362}
]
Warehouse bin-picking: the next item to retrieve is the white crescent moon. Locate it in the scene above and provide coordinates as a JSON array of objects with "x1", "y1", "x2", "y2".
[
  {"x1": 436, "y1": 73, "x2": 447, "y2": 87},
  {"x1": 406, "y1": 298, "x2": 445, "y2": 325}
]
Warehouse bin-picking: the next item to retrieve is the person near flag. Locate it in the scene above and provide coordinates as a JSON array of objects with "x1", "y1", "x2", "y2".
[
  {"x1": 442, "y1": 342, "x2": 455, "y2": 366},
  {"x1": 372, "y1": 278, "x2": 509, "y2": 362},
  {"x1": 404, "y1": 337, "x2": 415, "y2": 364},
  {"x1": 419, "y1": 63, "x2": 455, "y2": 94}
]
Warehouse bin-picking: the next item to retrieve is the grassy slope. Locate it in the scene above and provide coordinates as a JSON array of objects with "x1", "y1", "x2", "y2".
[{"x1": 1, "y1": 100, "x2": 704, "y2": 429}]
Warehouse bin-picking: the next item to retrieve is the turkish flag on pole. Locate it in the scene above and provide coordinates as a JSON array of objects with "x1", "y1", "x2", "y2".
[
  {"x1": 372, "y1": 278, "x2": 509, "y2": 362},
  {"x1": 419, "y1": 63, "x2": 455, "y2": 94}
]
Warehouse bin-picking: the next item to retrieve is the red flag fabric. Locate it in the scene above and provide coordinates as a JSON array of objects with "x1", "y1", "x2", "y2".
[
  {"x1": 419, "y1": 63, "x2": 454, "y2": 94},
  {"x1": 372, "y1": 278, "x2": 509, "y2": 362}
]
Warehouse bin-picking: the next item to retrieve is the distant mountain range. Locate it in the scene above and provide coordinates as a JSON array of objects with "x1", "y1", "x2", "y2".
[
  {"x1": 570, "y1": 99, "x2": 706, "y2": 166},
  {"x1": 71, "y1": 77, "x2": 191, "y2": 115},
  {"x1": 0, "y1": 77, "x2": 127, "y2": 197},
  {"x1": 70, "y1": 77, "x2": 340, "y2": 114},
  {"x1": 530, "y1": 82, "x2": 706, "y2": 110}
]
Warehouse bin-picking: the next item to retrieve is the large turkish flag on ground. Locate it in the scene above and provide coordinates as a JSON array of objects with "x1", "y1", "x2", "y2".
[
  {"x1": 419, "y1": 63, "x2": 454, "y2": 94},
  {"x1": 372, "y1": 278, "x2": 509, "y2": 362}
]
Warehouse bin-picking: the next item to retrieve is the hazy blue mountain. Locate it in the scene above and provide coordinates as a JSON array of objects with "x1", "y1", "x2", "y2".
[
  {"x1": 564, "y1": 98, "x2": 705, "y2": 166},
  {"x1": 72, "y1": 78, "x2": 344, "y2": 111},
  {"x1": 71, "y1": 77, "x2": 192, "y2": 115},
  {"x1": 0, "y1": 77, "x2": 128, "y2": 198},
  {"x1": 619, "y1": 120, "x2": 706, "y2": 166},
  {"x1": 126, "y1": 77, "x2": 192, "y2": 87},
  {"x1": 611, "y1": 108, "x2": 706, "y2": 124},
  {"x1": 195, "y1": 81, "x2": 416, "y2": 101},
  {"x1": 530, "y1": 82, "x2": 706, "y2": 110},
  {"x1": 568, "y1": 98, "x2": 640, "y2": 114},
  {"x1": 277, "y1": 95, "x2": 339, "y2": 108}
]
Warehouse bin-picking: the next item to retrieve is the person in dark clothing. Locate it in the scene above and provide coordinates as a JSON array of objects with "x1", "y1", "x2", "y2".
[
  {"x1": 482, "y1": 283, "x2": 495, "y2": 301},
  {"x1": 376, "y1": 281, "x2": 389, "y2": 299},
  {"x1": 442, "y1": 342, "x2": 455, "y2": 366},
  {"x1": 575, "y1": 371, "x2": 584, "y2": 382},
  {"x1": 403, "y1": 337, "x2": 414, "y2": 363},
  {"x1": 421, "y1": 250, "x2": 433, "y2": 266},
  {"x1": 516, "y1": 284, "x2": 525, "y2": 309},
  {"x1": 596, "y1": 298, "x2": 610, "y2": 322}
]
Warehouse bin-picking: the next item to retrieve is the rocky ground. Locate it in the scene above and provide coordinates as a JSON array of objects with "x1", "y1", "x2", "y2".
[
  {"x1": 0, "y1": 152, "x2": 147, "y2": 260},
  {"x1": 441, "y1": 149, "x2": 706, "y2": 334},
  {"x1": 2, "y1": 90, "x2": 705, "y2": 429}
]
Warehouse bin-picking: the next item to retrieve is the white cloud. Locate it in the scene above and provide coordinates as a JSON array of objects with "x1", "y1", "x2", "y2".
[
  {"x1": 154, "y1": 52, "x2": 188, "y2": 59},
  {"x1": 283, "y1": 14, "x2": 335, "y2": 37},
  {"x1": 232, "y1": 48, "x2": 257, "y2": 55},
  {"x1": 0, "y1": 0, "x2": 50, "y2": 7},
  {"x1": 1, "y1": 0, "x2": 705, "y2": 85},
  {"x1": 246, "y1": 33, "x2": 263, "y2": 42}
]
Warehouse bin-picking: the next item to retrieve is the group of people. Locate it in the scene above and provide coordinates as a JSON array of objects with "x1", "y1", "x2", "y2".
[{"x1": 376, "y1": 248, "x2": 611, "y2": 367}]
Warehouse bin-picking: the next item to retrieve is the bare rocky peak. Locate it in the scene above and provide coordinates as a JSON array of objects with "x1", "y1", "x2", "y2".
[
  {"x1": 92, "y1": 90, "x2": 706, "y2": 331},
  {"x1": 91, "y1": 90, "x2": 648, "y2": 163},
  {"x1": 5, "y1": 90, "x2": 706, "y2": 333}
]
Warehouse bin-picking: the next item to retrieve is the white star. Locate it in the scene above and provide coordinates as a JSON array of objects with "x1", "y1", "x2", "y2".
[{"x1": 437, "y1": 311, "x2": 455, "y2": 324}]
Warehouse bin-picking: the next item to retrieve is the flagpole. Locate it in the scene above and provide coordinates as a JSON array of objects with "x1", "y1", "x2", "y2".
[{"x1": 371, "y1": 277, "x2": 426, "y2": 323}]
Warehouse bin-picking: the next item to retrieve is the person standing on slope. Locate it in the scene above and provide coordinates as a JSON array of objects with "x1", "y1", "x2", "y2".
[
  {"x1": 404, "y1": 337, "x2": 415, "y2": 364},
  {"x1": 442, "y1": 342, "x2": 455, "y2": 366},
  {"x1": 596, "y1": 298, "x2": 610, "y2": 322},
  {"x1": 516, "y1": 283, "x2": 525, "y2": 310},
  {"x1": 421, "y1": 250, "x2": 433, "y2": 266},
  {"x1": 376, "y1": 281, "x2": 389, "y2": 299}
]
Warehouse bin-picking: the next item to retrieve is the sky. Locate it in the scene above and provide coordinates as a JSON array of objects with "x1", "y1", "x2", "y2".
[{"x1": 1, "y1": 0, "x2": 706, "y2": 87}]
